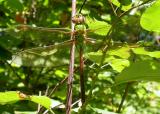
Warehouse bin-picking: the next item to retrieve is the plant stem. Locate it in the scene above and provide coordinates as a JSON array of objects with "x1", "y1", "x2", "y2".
[
  {"x1": 3, "y1": 60, "x2": 24, "y2": 84},
  {"x1": 66, "y1": 0, "x2": 76, "y2": 114},
  {"x1": 117, "y1": 82, "x2": 131, "y2": 113},
  {"x1": 79, "y1": 0, "x2": 87, "y2": 13}
]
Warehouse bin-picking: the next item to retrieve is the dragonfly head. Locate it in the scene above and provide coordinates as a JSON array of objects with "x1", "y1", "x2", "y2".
[{"x1": 72, "y1": 14, "x2": 85, "y2": 24}]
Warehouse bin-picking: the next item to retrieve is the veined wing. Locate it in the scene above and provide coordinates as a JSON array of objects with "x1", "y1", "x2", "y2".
[
  {"x1": 0, "y1": 24, "x2": 72, "y2": 48},
  {"x1": 15, "y1": 24, "x2": 71, "y2": 33},
  {"x1": 11, "y1": 40, "x2": 73, "y2": 67},
  {"x1": 0, "y1": 25, "x2": 73, "y2": 67},
  {"x1": 1, "y1": 23, "x2": 109, "y2": 67}
]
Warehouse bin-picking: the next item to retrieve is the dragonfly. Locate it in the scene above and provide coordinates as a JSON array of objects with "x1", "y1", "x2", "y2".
[
  {"x1": 0, "y1": 14, "x2": 110, "y2": 103},
  {"x1": 1, "y1": 15, "x2": 109, "y2": 67}
]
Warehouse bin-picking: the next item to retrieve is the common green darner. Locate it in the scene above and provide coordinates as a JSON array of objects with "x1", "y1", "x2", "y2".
[
  {"x1": 0, "y1": 14, "x2": 110, "y2": 104},
  {"x1": 1, "y1": 15, "x2": 110, "y2": 67}
]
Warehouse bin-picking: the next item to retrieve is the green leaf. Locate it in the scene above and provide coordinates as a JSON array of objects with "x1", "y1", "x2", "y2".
[
  {"x1": 6, "y1": 0, "x2": 23, "y2": 11},
  {"x1": 115, "y1": 60, "x2": 160, "y2": 85},
  {"x1": 30, "y1": 96, "x2": 52, "y2": 109},
  {"x1": 118, "y1": 0, "x2": 132, "y2": 6},
  {"x1": 43, "y1": 0, "x2": 49, "y2": 6},
  {"x1": 87, "y1": 51, "x2": 103, "y2": 65},
  {"x1": 105, "y1": 56, "x2": 130, "y2": 72},
  {"x1": 91, "y1": 107, "x2": 118, "y2": 114},
  {"x1": 55, "y1": 70, "x2": 67, "y2": 78},
  {"x1": 132, "y1": 47, "x2": 160, "y2": 58},
  {"x1": 86, "y1": 18, "x2": 111, "y2": 36},
  {"x1": 108, "y1": 46, "x2": 131, "y2": 59},
  {"x1": 0, "y1": 105, "x2": 14, "y2": 114},
  {"x1": 98, "y1": 71, "x2": 112, "y2": 80},
  {"x1": 0, "y1": 91, "x2": 52, "y2": 110},
  {"x1": 0, "y1": 0, "x2": 4, "y2": 3},
  {"x1": 110, "y1": 0, "x2": 132, "y2": 11},
  {"x1": 0, "y1": 91, "x2": 25, "y2": 104},
  {"x1": 0, "y1": 68, "x2": 4, "y2": 73},
  {"x1": 87, "y1": 51, "x2": 130, "y2": 72},
  {"x1": 140, "y1": 0, "x2": 160, "y2": 32},
  {"x1": 0, "y1": 45, "x2": 12, "y2": 60},
  {"x1": 14, "y1": 111, "x2": 37, "y2": 114}
]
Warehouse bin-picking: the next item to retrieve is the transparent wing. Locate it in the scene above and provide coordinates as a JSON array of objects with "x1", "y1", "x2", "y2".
[
  {"x1": 1, "y1": 25, "x2": 71, "y2": 45},
  {"x1": 0, "y1": 23, "x2": 109, "y2": 67},
  {"x1": 11, "y1": 40, "x2": 73, "y2": 67},
  {"x1": 0, "y1": 25, "x2": 72, "y2": 67}
]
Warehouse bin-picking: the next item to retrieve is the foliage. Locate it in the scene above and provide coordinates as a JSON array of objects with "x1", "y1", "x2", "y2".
[
  {"x1": 0, "y1": 0, "x2": 160, "y2": 113},
  {"x1": 140, "y1": 0, "x2": 160, "y2": 32},
  {"x1": 0, "y1": 91, "x2": 53, "y2": 109}
]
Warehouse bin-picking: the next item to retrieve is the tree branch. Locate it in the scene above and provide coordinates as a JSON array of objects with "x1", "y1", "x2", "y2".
[{"x1": 66, "y1": 0, "x2": 76, "y2": 114}]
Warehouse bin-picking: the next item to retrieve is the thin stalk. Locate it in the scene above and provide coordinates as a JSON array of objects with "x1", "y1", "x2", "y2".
[
  {"x1": 48, "y1": 67, "x2": 80, "y2": 97},
  {"x1": 79, "y1": 0, "x2": 87, "y2": 13},
  {"x1": 49, "y1": 76, "x2": 68, "y2": 97},
  {"x1": 3, "y1": 60, "x2": 24, "y2": 83},
  {"x1": 66, "y1": 0, "x2": 76, "y2": 114},
  {"x1": 118, "y1": 0, "x2": 154, "y2": 17},
  {"x1": 79, "y1": 47, "x2": 85, "y2": 104},
  {"x1": 99, "y1": 0, "x2": 154, "y2": 50},
  {"x1": 37, "y1": 91, "x2": 42, "y2": 113},
  {"x1": 66, "y1": 26, "x2": 75, "y2": 114},
  {"x1": 117, "y1": 82, "x2": 131, "y2": 113},
  {"x1": 108, "y1": 0, "x2": 117, "y2": 16}
]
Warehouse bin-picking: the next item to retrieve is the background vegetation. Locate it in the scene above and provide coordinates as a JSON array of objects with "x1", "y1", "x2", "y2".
[{"x1": 0, "y1": 0, "x2": 160, "y2": 113}]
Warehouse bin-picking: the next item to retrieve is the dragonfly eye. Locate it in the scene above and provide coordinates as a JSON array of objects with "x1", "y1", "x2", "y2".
[{"x1": 72, "y1": 14, "x2": 85, "y2": 24}]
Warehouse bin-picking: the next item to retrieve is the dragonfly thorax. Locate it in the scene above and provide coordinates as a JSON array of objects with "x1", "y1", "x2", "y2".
[
  {"x1": 74, "y1": 24, "x2": 87, "y2": 47},
  {"x1": 74, "y1": 24, "x2": 86, "y2": 34}
]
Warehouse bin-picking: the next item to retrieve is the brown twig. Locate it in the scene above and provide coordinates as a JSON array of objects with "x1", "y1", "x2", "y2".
[
  {"x1": 66, "y1": 0, "x2": 76, "y2": 114},
  {"x1": 46, "y1": 58, "x2": 87, "y2": 98},
  {"x1": 49, "y1": 76, "x2": 68, "y2": 97},
  {"x1": 48, "y1": 59, "x2": 87, "y2": 97},
  {"x1": 108, "y1": 0, "x2": 117, "y2": 16}
]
